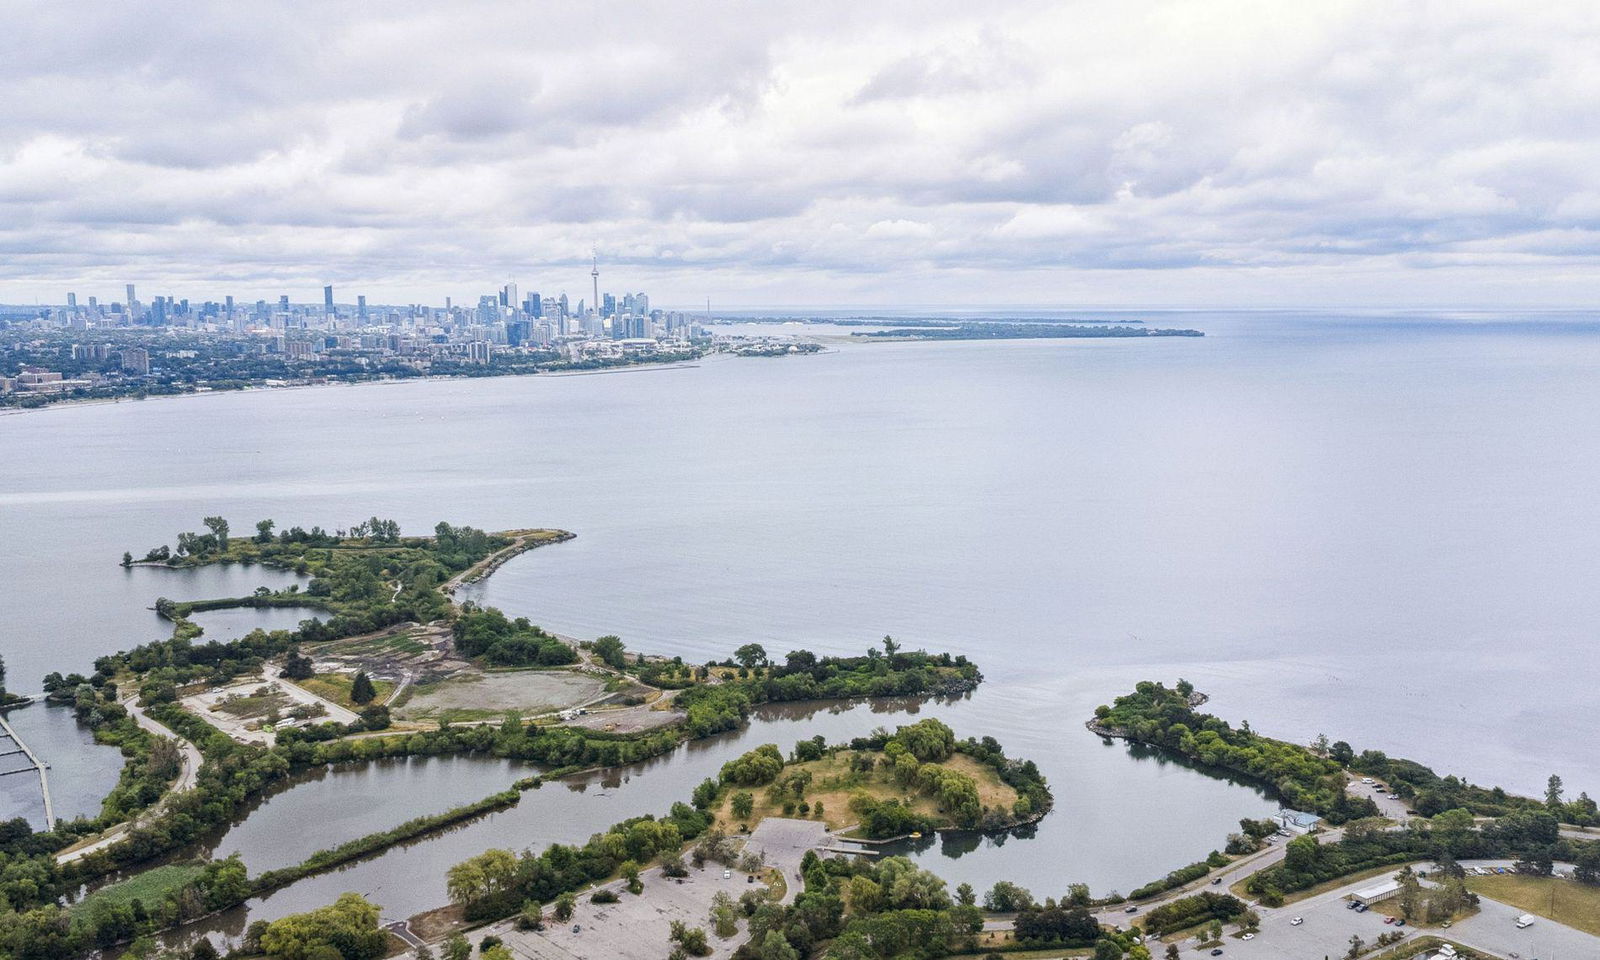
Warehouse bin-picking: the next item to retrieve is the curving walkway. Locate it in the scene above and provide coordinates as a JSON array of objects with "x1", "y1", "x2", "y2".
[{"x1": 55, "y1": 694, "x2": 202, "y2": 864}]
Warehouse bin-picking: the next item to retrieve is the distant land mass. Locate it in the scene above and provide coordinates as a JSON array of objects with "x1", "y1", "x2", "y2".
[{"x1": 853, "y1": 322, "x2": 1204, "y2": 340}]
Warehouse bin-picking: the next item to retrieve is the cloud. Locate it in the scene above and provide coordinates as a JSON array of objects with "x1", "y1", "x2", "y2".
[{"x1": 3, "y1": 0, "x2": 1600, "y2": 306}]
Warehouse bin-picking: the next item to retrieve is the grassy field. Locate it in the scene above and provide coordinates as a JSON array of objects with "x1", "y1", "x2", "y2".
[
  {"x1": 1465, "y1": 874, "x2": 1600, "y2": 937},
  {"x1": 298, "y1": 671, "x2": 394, "y2": 709},
  {"x1": 712, "y1": 750, "x2": 1019, "y2": 833},
  {"x1": 72, "y1": 863, "x2": 204, "y2": 920}
]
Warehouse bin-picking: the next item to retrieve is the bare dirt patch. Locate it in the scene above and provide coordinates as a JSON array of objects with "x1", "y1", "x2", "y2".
[{"x1": 395, "y1": 668, "x2": 605, "y2": 722}]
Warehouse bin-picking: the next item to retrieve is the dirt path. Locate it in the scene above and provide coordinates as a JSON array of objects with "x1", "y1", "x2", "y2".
[{"x1": 56, "y1": 695, "x2": 203, "y2": 864}]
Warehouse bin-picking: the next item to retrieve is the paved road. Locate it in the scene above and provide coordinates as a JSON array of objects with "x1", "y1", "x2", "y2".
[
  {"x1": 57, "y1": 694, "x2": 202, "y2": 864},
  {"x1": 1179, "y1": 860, "x2": 1600, "y2": 960}
]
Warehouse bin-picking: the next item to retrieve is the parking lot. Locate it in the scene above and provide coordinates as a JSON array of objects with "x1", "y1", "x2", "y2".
[
  {"x1": 1183, "y1": 861, "x2": 1600, "y2": 960},
  {"x1": 489, "y1": 861, "x2": 759, "y2": 960}
]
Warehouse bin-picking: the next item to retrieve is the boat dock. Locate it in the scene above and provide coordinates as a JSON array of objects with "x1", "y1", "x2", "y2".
[{"x1": 0, "y1": 708, "x2": 55, "y2": 831}]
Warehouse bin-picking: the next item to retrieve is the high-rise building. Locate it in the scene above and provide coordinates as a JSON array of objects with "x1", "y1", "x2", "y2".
[
  {"x1": 591, "y1": 255, "x2": 600, "y2": 322},
  {"x1": 67, "y1": 292, "x2": 78, "y2": 311},
  {"x1": 125, "y1": 284, "x2": 136, "y2": 307},
  {"x1": 279, "y1": 295, "x2": 290, "y2": 312},
  {"x1": 357, "y1": 295, "x2": 367, "y2": 321},
  {"x1": 121, "y1": 347, "x2": 150, "y2": 375},
  {"x1": 502, "y1": 283, "x2": 518, "y2": 313},
  {"x1": 323, "y1": 285, "x2": 334, "y2": 314}
]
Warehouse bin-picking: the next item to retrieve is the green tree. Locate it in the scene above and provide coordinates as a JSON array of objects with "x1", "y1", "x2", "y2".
[
  {"x1": 731, "y1": 791, "x2": 755, "y2": 820},
  {"x1": 734, "y1": 643, "x2": 768, "y2": 669},
  {"x1": 442, "y1": 936, "x2": 470, "y2": 960},
  {"x1": 121, "y1": 551, "x2": 134, "y2": 567},
  {"x1": 350, "y1": 671, "x2": 377, "y2": 705},
  {"x1": 203, "y1": 516, "x2": 230, "y2": 552},
  {"x1": 553, "y1": 892, "x2": 576, "y2": 921},
  {"x1": 1547, "y1": 774, "x2": 1565, "y2": 809},
  {"x1": 1095, "y1": 939, "x2": 1124, "y2": 960},
  {"x1": 256, "y1": 519, "x2": 276, "y2": 543},
  {"x1": 592, "y1": 635, "x2": 627, "y2": 670},
  {"x1": 260, "y1": 893, "x2": 386, "y2": 960},
  {"x1": 759, "y1": 931, "x2": 800, "y2": 960}
]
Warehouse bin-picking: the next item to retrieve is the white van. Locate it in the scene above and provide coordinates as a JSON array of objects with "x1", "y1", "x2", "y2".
[{"x1": 1515, "y1": 914, "x2": 1536, "y2": 929}]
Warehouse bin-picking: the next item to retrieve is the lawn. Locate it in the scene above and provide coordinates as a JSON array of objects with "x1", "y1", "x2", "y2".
[
  {"x1": 297, "y1": 671, "x2": 394, "y2": 709},
  {"x1": 712, "y1": 750, "x2": 1019, "y2": 834},
  {"x1": 72, "y1": 863, "x2": 205, "y2": 924},
  {"x1": 1464, "y1": 874, "x2": 1600, "y2": 937}
]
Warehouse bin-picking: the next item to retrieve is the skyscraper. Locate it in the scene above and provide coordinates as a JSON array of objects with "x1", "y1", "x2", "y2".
[
  {"x1": 323, "y1": 285, "x2": 334, "y2": 314},
  {"x1": 591, "y1": 254, "x2": 600, "y2": 321},
  {"x1": 357, "y1": 295, "x2": 367, "y2": 321},
  {"x1": 125, "y1": 284, "x2": 135, "y2": 307}
]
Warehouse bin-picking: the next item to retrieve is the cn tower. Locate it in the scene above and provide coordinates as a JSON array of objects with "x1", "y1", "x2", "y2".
[{"x1": 590, "y1": 252, "x2": 600, "y2": 319}]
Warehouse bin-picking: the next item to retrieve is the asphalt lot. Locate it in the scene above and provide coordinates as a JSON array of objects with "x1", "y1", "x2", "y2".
[
  {"x1": 1347, "y1": 775, "x2": 1415, "y2": 822},
  {"x1": 743, "y1": 818, "x2": 831, "y2": 904},
  {"x1": 1186, "y1": 861, "x2": 1600, "y2": 960},
  {"x1": 491, "y1": 862, "x2": 756, "y2": 960}
]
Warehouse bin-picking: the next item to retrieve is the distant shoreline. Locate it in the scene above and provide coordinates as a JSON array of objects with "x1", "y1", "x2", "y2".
[{"x1": 0, "y1": 355, "x2": 711, "y2": 419}]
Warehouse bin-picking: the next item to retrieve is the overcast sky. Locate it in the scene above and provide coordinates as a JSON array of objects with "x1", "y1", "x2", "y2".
[{"x1": 4, "y1": 0, "x2": 1599, "y2": 308}]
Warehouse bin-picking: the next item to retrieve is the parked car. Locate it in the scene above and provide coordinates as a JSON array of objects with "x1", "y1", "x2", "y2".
[
  {"x1": 1290, "y1": 918, "x2": 1304, "y2": 926},
  {"x1": 1212, "y1": 878, "x2": 1223, "y2": 885},
  {"x1": 1210, "y1": 950, "x2": 1224, "y2": 956},
  {"x1": 571, "y1": 924, "x2": 581, "y2": 934},
  {"x1": 1384, "y1": 917, "x2": 1396, "y2": 925},
  {"x1": 1126, "y1": 906, "x2": 1139, "y2": 913},
  {"x1": 1242, "y1": 933, "x2": 1256, "y2": 941},
  {"x1": 722, "y1": 869, "x2": 732, "y2": 879},
  {"x1": 1394, "y1": 919, "x2": 1405, "y2": 927}
]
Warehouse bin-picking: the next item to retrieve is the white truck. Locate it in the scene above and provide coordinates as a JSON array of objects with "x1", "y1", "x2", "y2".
[{"x1": 1515, "y1": 913, "x2": 1537, "y2": 929}]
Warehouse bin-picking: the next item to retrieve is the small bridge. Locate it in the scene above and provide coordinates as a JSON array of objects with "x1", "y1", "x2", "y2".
[{"x1": 0, "y1": 708, "x2": 55, "y2": 831}]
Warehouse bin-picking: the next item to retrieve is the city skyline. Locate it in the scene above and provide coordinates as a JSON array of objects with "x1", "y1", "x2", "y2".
[{"x1": 4, "y1": 2, "x2": 1600, "y2": 308}]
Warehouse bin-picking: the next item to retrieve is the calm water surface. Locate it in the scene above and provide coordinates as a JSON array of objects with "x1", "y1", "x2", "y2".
[{"x1": 3, "y1": 311, "x2": 1598, "y2": 938}]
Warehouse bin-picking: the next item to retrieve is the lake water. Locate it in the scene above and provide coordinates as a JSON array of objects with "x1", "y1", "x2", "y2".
[
  {"x1": 145, "y1": 698, "x2": 1277, "y2": 950},
  {"x1": 3, "y1": 310, "x2": 1598, "y2": 935}
]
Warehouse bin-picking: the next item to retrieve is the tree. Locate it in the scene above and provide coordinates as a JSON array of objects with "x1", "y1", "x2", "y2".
[
  {"x1": 956, "y1": 882, "x2": 976, "y2": 906},
  {"x1": 1165, "y1": 946, "x2": 1180, "y2": 960},
  {"x1": 592, "y1": 635, "x2": 627, "y2": 670},
  {"x1": 190, "y1": 939, "x2": 220, "y2": 960},
  {"x1": 1396, "y1": 866, "x2": 1422, "y2": 921},
  {"x1": 553, "y1": 892, "x2": 576, "y2": 921},
  {"x1": 256, "y1": 519, "x2": 276, "y2": 543},
  {"x1": 203, "y1": 516, "x2": 230, "y2": 552},
  {"x1": 1330, "y1": 740, "x2": 1355, "y2": 765},
  {"x1": 1547, "y1": 774, "x2": 1565, "y2": 810},
  {"x1": 710, "y1": 891, "x2": 740, "y2": 937},
  {"x1": 281, "y1": 645, "x2": 315, "y2": 680},
  {"x1": 442, "y1": 935, "x2": 470, "y2": 960},
  {"x1": 734, "y1": 643, "x2": 768, "y2": 669},
  {"x1": 759, "y1": 931, "x2": 800, "y2": 960},
  {"x1": 882, "y1": 635, "x2": 900, "y2": 659},
  {"x1": 122, "y1": 551, "x2": 134, "y2": 567},
  {"x1": 260, "y1": 893, "x2": 386, "y2": 960},
  {"x1": 1095, "y1": 939, "x2": 1124, "y2": 960},
  {"x1": 1346, "y1": 936, "x2": 1366, "y2": 960},
  {"x1": 350, "y1": 671, "x2": 376, "y2": 705},
  {"x1": 731, "y1": 791, "x2": 755, "y2": 821}
]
